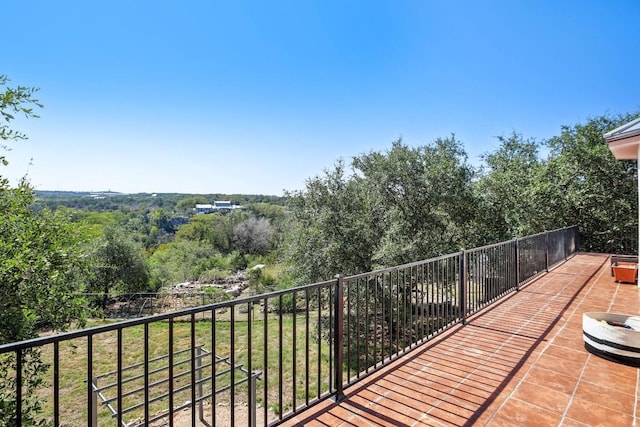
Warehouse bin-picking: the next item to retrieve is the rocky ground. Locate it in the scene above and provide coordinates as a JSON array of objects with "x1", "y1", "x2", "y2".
[
  {"x1": 105, "y1": 269, "x2": 260, "y2": 318},
  {"x1": 167, "y1": 270, "x2": 251, "y2": 298}
]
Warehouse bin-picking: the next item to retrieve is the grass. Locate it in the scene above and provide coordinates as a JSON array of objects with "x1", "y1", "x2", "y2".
[
  {"x1": 24, "y1": 278, "x2": 470, "y2": 426},
  {"x1": 33, "y1": 304, "x2": 333, "y2": 426}
]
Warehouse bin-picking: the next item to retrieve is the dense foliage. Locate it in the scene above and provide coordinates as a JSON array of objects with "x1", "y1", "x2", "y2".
[
  {"x1": 284, "y1": 114, "x2": 639, "y2": 285},
  {"x1": 87, "y1": 226, "x2": 150, "y2": 308},
  {"x1": 537, "y1": 115, "x2": 639, "y2": 253},
  {"x1": 0, "y1": 76, "x2": 88, "y2": 342},
  {"x1": 0, "y1": 76, "x2": 88, "y2": 426},
  {"x1": 475, "y1": 133, "x2": 542, "y2": 241}
]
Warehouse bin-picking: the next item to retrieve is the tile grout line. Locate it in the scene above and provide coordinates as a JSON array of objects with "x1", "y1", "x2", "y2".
[
  {"x1": 346, "y1": 322, "x2": 478, "y2": 427},
  {"x1": 434, "y1": 258, "x2": 605, "y2": 426},
  {"x1": 608, "y1": 270, "x2": 623, "y2": 313},
  {"x1": 342, "y1": 337, "x2": 460, "y2": 427},
  {"x1": 408, "y1": 342, "x2": 487, "y2": 427},
  {"x1": 635, "y1": 367, "x2": 639, "y2": 427},
  {"x1": 482, "y1": 258, "x2": 605, "y2": 426},
  {"x1": 404, "y1": 354, "x2": 450, "y2": 426},
  {"x1": 558, "y1": 262, "x2": 609, "y2": 426},
  {"x1": 411, "y1": 270, "x2": 549, "y2": 425},
  {"x1": 469, "y1": 270, "x2": 572, "y2": 424},
  {"x1": 479, "y1": 272, "x2": 567, "y2": 424},
  {"x1": 546, "y1": 260, "x2": 601, "y2": 343}
]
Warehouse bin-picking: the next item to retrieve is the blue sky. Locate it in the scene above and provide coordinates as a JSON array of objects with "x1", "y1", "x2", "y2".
[{"x1": 2, "y1": 1, "x2": 639, "y2": 196}]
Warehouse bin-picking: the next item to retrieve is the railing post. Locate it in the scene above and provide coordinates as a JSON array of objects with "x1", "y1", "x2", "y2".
[
  {"x1": 570, "y1": 226, "x2": 574, "y2": 256},
  {"x1": 196, "y1": 346, "x2": 203, "y2": 422},
  {"x1": 515, "y1": 238, "x2": 521, "y2": 291},
  {"x1": 250, "y1": 372, "x2": 257, "y2": 427},
  {"x1": 333, "y1": 274, "x2": 345, "y2": 402},
  {"x1": 15, "y1": 350, "x2": 22, "y2": 427},
  {"x1": 92, "y1": 377, "x2": 98, "y2": 427},
  {"x1": 545, "y1": 231, "x2": 550, "y2": 272},
  {"x1": 459, "y1": 251, "x2": 467, "y2": 325}
]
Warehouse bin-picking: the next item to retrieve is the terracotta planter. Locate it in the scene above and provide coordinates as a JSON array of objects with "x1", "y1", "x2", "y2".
[{"x1": 612, "y1": 262, "x2": 638, "y2": 284}]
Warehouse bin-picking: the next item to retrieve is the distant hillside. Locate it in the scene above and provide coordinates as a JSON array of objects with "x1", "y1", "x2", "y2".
[
  {"x1": 36, "y1": 190, "x2": 124, "y2": 199},
  {"x1": 33, "y1": 191, "x2": 285, "y2": 213}
]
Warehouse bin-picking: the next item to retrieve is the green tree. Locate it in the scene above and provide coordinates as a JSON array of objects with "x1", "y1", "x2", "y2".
[
  {"x1": 246, "y1": 202, "x2": 286, "y2": 220},
  {"x1": 535, "y1": 113, "x2": 639, "y2": 253},
  {"x1": 87, "y1": 226, "x2": 150, "y2": 308},
  {"x1": 284, "y1": 139, "x2": 479, "y2": 369},
  {"x1": 148, "y1": 240, "x2": 218, "y2": 287},
  {"x1": 150, "y1": 208, "x2": 169, "y2": 231},
  {"x1": 0, "y1": 76, "x2": 86, "y2": 426},
  {"x1": 284, "y1": 159, "x2": 382, "y2": 284},
  {"x1": 0, "y1": 185, "x2": 87, "y2": 342},
  {"x1": 0, "y1": 75, "x2": 42, "y2": 162},
  {"x1": 475, "y1": 133, "x2": 542, "y2": 242},
  {"x1": 176, "y1": 214, "x2": 232, "y2": 252},
  {"x1": 354, "y1": 137, "x2": 478, "y2": 265},
  {"x1": 285, "y1": 138, "x2": 479, "y2": 284}
]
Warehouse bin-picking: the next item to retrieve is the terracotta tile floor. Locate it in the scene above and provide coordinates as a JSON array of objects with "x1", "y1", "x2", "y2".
[{"x1": 280, "y1": 253, "x2": 640, "y2": 427}]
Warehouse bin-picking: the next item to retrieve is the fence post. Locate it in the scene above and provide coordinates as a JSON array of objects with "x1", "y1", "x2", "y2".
[
  {"x1": 515, "y1": 239, "x2": 521, "y2": 291},
  {"x1": 333, "y1": 274, "x2": 345, "y2": 402},
  {"x1": 459, "y1": 251, "x2": 467, "y2": 325}
]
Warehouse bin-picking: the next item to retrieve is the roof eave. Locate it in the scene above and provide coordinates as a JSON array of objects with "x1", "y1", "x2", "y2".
[
  {"x1": 603, "y1": 117, "x2": 640, "y2": 139},
  {"x1": 607, "y1": 133, "x2": 640, "y2": 160}
]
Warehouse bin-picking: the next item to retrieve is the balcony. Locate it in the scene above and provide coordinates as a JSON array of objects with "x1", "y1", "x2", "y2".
[
  {"x1": 2, "y1": 227, "x2": 639, "y2": 426},
  {"x1": 281, "y1": 252, "x2": 639, "y2": 426}
]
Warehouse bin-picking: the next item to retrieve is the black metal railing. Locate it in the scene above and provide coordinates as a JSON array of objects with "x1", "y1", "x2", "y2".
[{"x1": 0, "y1": 226, "x2": 579, "y2": 426}]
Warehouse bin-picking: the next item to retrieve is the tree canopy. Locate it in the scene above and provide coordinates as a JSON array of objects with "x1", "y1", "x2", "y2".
[
  {"x1": 0, "y1": 75, "x2": 85, "y2": 426},
  {"x1": 535, "y1": 113, "x2": 639, "y2": 253},
  {"x1": 0, "y1": 75, "x2": 42, "y2": 156},
  {"x1": 0, "y1": 76, "x2": 86, "y2": 342},
  {"x1": 284, "y1": 113, "x2": 640, "y2": 285},
  {"x1": 87, "y1": 226, "x2": 150, "y2": 308}
]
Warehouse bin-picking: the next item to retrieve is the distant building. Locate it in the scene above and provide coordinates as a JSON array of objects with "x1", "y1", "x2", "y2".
[
  {"x1": 213, "y1": 201, "x2": 233, "y2": 213},
  {"x1": 195, "y1": 204, "x2": 215, "y2": 214},
  {"x1": 194, "y1": 201, "x2": 243, "y2": 214}
]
